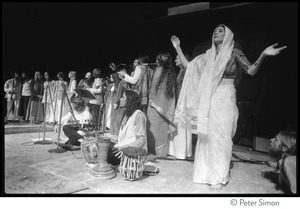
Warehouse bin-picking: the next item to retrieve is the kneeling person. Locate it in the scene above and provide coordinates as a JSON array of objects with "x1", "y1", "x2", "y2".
[
  {"x1": 55, "y1": 97, "x2": 92, "y2": 150},
  {"x1": 107, "y1": 89, "x2": 147, "y2": 165}
]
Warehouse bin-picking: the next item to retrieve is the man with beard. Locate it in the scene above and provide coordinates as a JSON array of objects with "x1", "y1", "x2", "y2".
[
  {"x1": 267, "y1": 131, "x2": 296, "y2": 194},
  {"x1": 78, "y1": 71, "x2": 93, "y2": 110},
  {"x1": 87, "y1": 68, "x2": 104, "y2": 129}
]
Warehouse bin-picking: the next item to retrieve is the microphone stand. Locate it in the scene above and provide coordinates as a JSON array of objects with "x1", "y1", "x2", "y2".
[
  {"x1": 62, "y1": 83, "x2": 84, "y2": 130},
  {"x1": 56, "y1": 82, "x2": 65, "y2": 148},
  {"x1": 34, "y1": 84, "x2": 53, "y2": 145},
  {"x1": 46, "y1": 81, "x2": 56, "y2": 124}
]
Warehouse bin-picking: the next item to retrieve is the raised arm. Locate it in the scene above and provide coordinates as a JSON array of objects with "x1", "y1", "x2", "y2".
[
  {"x1": 171, "y1": 35, "x2": 189, "y2": 68},
  {"x1": 247, "y1": 43, "x2": 287, "y2": 76}
]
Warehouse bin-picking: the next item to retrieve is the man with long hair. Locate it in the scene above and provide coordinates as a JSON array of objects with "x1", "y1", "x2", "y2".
[
  {"x1": 107, "y1": 89, "x2": 147, "y2": 166},
  {"x1": 55, "y1": 97, "x2": 92, "y2": 151},
  {"x1": 19, "y1": 71, "x2": 32, "y2": 122},
  {"x1": 118, "y1": 55, "x2": 153, "y2": 115},
  {"x1": 267, "y1": 131, "x2": 297, "y2": 194},
  {"x1": 87, "y1": 68, "x2": 103, "y2": 129}
]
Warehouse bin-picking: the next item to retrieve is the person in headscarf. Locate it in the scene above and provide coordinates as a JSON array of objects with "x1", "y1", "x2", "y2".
[
  {"x1": 146, "y1": 52, "x2": 177, "y2": 160},
  {"x1": 171, "y1": 24, "x2": 287, "y2": 190}
]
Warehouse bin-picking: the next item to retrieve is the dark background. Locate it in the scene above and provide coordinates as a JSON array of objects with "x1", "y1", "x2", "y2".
[{"x1": 2, "y1": 2, "x2": 298, "y2": 137}]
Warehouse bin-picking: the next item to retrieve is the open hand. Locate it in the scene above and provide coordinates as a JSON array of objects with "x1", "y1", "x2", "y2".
[
  {"x1": 112, "y1": 146, "x2": 123, "y2": 159},
  {"x1": 171, "y1": 35, "x2": 181, "y2": 49},
  {"x1": 263, "y1": 43, "x2": 287, "y2": 56}
]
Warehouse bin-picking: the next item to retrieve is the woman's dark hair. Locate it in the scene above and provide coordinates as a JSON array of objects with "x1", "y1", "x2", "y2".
[
  {"x1": 155, "y1": 52, "x2": 176, "y2": 99},
  {"x1": 123, "y1": 89, "x2": 142, "y2": 118},
  {"x1": 112, "y1": 73, "x2": 121, "y2": 94}
]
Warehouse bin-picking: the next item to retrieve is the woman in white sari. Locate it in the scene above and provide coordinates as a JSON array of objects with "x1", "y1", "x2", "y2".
[{"x1": 171, "y1": 24, "x2": 286, "y2": 190}]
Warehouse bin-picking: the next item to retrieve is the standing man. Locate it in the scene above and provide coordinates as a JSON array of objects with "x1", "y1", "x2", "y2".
[
  {"x1": 87, "y1": 68, "x2": 103, "y2": 129},
  {"x1": 78, "y1": 71, "x2": 93, "y2": 110},
  {"x1": 118, "y1": 54, "x2": 153, "y2": 115},
  {"x1": 4, "y1": 71, "x2": 23, "y2": 121},
  {"x1": 19, "y1": 71, "x2": 32, "y2": 122}
]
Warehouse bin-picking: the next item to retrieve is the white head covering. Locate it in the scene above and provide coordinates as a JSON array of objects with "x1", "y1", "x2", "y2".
[{"x1": 174, "y1": 24, "x2": 234, "y2": 134}]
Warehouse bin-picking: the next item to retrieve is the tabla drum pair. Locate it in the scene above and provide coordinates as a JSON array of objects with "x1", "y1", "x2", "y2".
[{"x1": 119, "y1": 147, "x2": 147, "y2": 181}]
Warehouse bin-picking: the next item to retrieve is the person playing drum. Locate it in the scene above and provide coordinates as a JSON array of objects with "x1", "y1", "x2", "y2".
[
  {"x1": 107, "y1": 89, "x2": 147, "y2": 166},
  {"x1": 54, "y1": 96, "x2": 92, "y2": 150}
]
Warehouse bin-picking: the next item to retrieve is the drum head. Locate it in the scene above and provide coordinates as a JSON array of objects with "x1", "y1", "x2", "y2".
[{"x1": 120, "y1": 146, "x2": 147, "y2": 157}]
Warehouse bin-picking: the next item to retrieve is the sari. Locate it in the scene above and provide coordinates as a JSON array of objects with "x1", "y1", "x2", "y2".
[{"x1": 174, "y1": 25, "x2": 236, "y2": 185}]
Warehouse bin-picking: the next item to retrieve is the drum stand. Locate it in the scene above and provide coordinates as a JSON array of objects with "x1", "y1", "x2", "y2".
[
  {"x1": 90, "y1": 136, "x2": 116, "y2": 179},
  {"x1": 90, "y1": 86, "x2": 116, "y2": 179}
]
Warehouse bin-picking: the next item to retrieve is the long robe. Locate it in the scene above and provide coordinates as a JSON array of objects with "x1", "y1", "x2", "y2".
[{"x1": 146, "y1": 67, "x2": 176, "y2": 158}]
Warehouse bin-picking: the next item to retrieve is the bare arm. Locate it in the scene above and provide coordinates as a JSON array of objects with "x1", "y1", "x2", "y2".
[
  {"x1": 247, "y1": 43, "x2": 287, "y2": 76},
  {"x1": 171, "y1": 35, "x2": 189, "y2": 68}
]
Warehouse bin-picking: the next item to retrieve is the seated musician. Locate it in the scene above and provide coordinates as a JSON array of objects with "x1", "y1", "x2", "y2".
[
  {"x1": 267, "y1": 130, "x2": 297, "y2": 194},
  {"x1": 107, "y1": 89, "x2": 147, "y2": 166},
  {"x1": 54, "y1": 97, "x2": 92, "y2": 150}
]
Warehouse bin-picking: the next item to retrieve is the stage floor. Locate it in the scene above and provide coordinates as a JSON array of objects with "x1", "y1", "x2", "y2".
[{"x1": 3, "y1": 123, "x2": 288, "y2": 195}]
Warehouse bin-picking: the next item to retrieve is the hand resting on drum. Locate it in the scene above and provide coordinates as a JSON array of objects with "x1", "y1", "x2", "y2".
[{"x1": 112, "y1": 146, "x2": 124, "y2": 159}]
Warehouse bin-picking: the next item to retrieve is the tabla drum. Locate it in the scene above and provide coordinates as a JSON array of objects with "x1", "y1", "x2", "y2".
[
  {"x1": 81, "y1": 136, "x2": 100, "y2": 164},
  {"x1": 119, "y1": 147, "x2": 147, "y2": 181}
]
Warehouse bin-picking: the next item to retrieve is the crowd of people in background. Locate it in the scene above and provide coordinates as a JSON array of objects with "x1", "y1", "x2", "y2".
[{"x1": 4, "y1": 24, "x2": 295, "y2": 193}]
